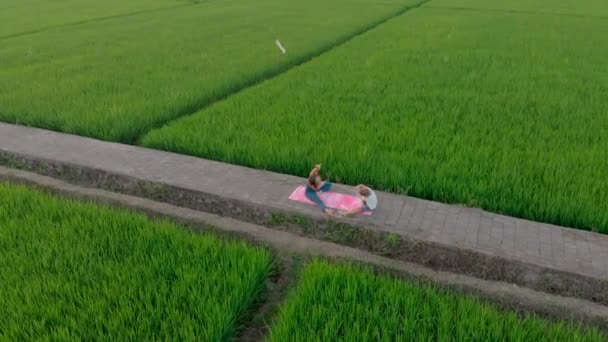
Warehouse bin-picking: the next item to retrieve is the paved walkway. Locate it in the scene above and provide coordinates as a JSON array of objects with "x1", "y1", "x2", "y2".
[{"x1": 1, "y1": 122, "x2": 607, "y2": 283}]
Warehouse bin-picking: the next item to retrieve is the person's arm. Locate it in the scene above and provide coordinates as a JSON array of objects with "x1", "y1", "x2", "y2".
[
  {"x1": 309, "y1": 164, "x2": 321, "y2": 178},
  {"x1": 307, "y1": 164, "x2": 322, "y2": 189}
]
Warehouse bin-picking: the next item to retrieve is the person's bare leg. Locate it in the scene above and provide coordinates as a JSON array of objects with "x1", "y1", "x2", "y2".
[{"x1": 343, "y1": 207, "x2": 363, "y2": 217}]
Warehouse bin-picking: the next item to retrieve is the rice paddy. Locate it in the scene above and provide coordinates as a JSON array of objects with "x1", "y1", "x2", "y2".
[
  {"x1": 428, "y1": 0, "x2": 608, "y2": 17},
  {"x1": 143, "y1": 6, "x2": 608, "y2": 233},
  {"x1": 0, "y1": 183, "x2": 272, "y2": 340},
  {"x1": 267, "y1": 260, "x2": 605, "y2": 341},
  {"x1": 0, "y1": 0, "x2": 420, "y2": 143},
  {"x1": 1, "y1": 0, "x2": 607, "y2": 339},
  {"x1": 0, "y1": 0, "x2": 193, "y2": 38}
]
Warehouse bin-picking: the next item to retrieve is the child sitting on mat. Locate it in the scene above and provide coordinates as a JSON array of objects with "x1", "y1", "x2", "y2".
[
  {"x1": 305, "y1": 164, "x2": 334, "y2": 215},
  {"x1": 346, "y1": 184, "x2": 377, "y2": 215}
]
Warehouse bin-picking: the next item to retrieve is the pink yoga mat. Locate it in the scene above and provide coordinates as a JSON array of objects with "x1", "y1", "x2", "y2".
[{"x1": 288, "y1": 185, "x2": 372, "y2": 215}]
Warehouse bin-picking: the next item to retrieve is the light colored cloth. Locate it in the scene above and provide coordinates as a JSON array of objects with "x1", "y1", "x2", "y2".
[{"x1": 364, "y1": 188, "x2": 378, "y2": 210}]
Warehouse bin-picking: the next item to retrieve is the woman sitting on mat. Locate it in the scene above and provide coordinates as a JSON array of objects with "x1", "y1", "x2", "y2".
[{"x1": 305, "y1": 164, "x2": 334, "y2": 215}]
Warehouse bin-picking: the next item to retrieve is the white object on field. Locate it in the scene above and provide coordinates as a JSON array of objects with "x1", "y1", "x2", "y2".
[{"x1": 275, "y1": 39, "x2": 287, "y2": 54}]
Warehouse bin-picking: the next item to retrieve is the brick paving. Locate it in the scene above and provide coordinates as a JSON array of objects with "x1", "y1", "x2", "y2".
[{"x1": 1, "y1": 122, "x2": 607, "y2": 281}]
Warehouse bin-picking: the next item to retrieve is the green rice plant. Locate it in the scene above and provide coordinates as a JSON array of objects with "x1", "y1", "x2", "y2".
[
  {"x1": 0, "y1": 0, "x2": 193, "y2": 38},
  {"x1": 143, "y1": 8, "x2": 608, "y2": 233},
  {"x1": 0, "y1": 183, "x2": 272, "y2": 340},
  {"x1": 427, "y1": 0, "x2": 608, "y2": 17},
  {"x1": 0, "y1": 0, "x2": 421, "y2": 143},
  {"x1": 267, "y1": 260, "x2": 605, "y2": 341}
]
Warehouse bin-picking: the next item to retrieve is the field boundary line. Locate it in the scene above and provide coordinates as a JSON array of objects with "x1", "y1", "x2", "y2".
[
  {"x1": 0, "y1": 2, "x2": 201, "y2": 41},
  {"x1": 423, "y1": 4, "x2": 608, "y2": 20},
  {"x1": 134, "y1": 0, "x2": 433, "y2": 143},
  {"x1": 237, "y1": 255, "x2": 298, "y2": 342},
  {"x1": 1, "y1": 165, "x2": 607, "y2": 333}
]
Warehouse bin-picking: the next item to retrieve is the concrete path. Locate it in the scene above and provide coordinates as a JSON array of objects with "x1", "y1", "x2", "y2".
[{"x1": 1, "y1": 122, "x2": 607, "y2": 297}]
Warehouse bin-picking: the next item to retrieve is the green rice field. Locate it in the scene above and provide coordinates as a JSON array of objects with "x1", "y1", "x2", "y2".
[
  {"x1": 0, "y1": 0, "x2": 194, "y2": 38},
  {"x1": 267, "y1": 260, "x2": 604, "y2": 341},
  {"x1": 2, "y1": 0, "x2": 607, "y2": 338},
  {"x1": 429, "y1": 0, "x2": 608, "y2": 17},
  {"x1": 0, "y1": 183, "x2": 272, "y2": 340},
  {"x1": 0, "y1": 0, "x2": 419, "y2": 142},
  {"x1": 143, "y1": 5, "x2": 608, "y2": 233}
]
